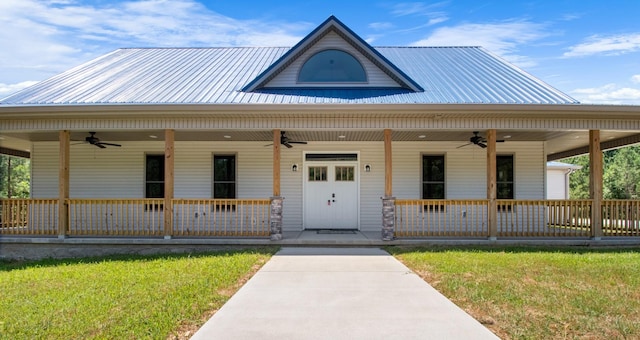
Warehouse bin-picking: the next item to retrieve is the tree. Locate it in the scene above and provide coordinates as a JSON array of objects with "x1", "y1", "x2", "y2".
[
  {"x1": 604, "y1": 146, "x2": 640, "y2": 199},
  {"x1": 0, "y1": 155, "x2": 31, "y2": 198},
  {"x1": 565, "y1": 155, "x2": 590, "y2": 199},
  {"x1": 563, "y1": 145, "x2": 640, "y2": 200}
]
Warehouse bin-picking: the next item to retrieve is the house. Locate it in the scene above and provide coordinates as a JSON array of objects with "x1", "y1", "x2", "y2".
[
  {"x1": 1, "y1": 16, "x2": 639, "y2": 250},
  {"x1": 547, "y1": 161, "x2": 582, "y2": 200}
]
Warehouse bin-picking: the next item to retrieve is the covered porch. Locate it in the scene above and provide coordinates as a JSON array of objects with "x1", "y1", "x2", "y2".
[{"x1": 2, "y1": 120, "x2": 640, "y2": 242}]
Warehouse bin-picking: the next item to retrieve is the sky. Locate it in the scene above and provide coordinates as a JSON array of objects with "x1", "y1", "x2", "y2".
[{"x1": 1, "y1": 0, "x2": 640, "y2": 104}]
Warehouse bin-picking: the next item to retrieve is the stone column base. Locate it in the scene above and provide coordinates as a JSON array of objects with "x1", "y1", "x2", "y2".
[
  {"x1": 381, "y1": 196, "x2": 396, "y2": 241},
  {"x1": 270, "y1": 196, "x2": 284, "y2": 241}
]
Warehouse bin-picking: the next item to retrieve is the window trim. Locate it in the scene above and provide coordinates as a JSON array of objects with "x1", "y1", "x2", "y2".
[
  {"x1": 421, "y1": 154, "x2": 446, "y2": 212},
  {"x1": 212, "y1": 153, "x2": 237, "y2": 199},
  {"x1": 421, "y1": 154, "x2": 446, "y2": 200},
  {"x1": 144, "y1": 153, "x2": 165, "y2": 211},
  {"x1": 496, "y1": 154, "x2": 515, "y2": 200}
]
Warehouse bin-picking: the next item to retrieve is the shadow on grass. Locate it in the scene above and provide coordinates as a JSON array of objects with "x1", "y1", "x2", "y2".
[
  {"x1": 386, "y1": 244, "x2": 640, "y2": 255},
  {"x1": 0, "y1": 246, "x2": 279, "y2": 272}
]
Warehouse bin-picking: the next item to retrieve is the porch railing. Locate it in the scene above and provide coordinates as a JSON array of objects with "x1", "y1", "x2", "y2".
[
  {"x1": 68, "y1": 199, "x2": 165, "y2": 236},
  {"x1": 602, "y1": 200, "x2": 640, "y2": 236},
  {"x1": 395, "y1": 199, "x2": 489, "y2": 237},
  {"x1": 173, "y1": 199, "x2": 270, "y2": 237},
  {"x1": 497, "y1": 200, "x2": 592, "y2": 237},
  {"x1": 0, "y1": 199, "x2": 58, "y2": 235}
]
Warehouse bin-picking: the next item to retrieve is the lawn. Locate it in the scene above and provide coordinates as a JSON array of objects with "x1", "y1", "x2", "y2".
[
  {"x1": 389, "y1": 246, "x2": 640, "y2": 339},
  {"x1": 0, "y1": 248, "x2": 276, "y2": 339}
]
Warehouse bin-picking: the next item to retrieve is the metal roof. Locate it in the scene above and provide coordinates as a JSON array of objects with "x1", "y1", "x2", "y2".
[{"x1": 0, "y1": 46, "x2": 578, "y2": 106}]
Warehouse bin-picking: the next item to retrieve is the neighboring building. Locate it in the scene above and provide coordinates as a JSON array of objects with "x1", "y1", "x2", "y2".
[
  {"x1": 1, "y1": 16, "x2": 639, "y2": 244},
  {"x1": 547, "y1": 161, "x2": 582, "y2": 199}
]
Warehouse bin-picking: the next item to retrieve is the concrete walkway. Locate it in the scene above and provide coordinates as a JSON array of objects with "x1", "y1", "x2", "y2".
[{"x1": 191, "y1": 247, "x2": 498, "y2": 339}]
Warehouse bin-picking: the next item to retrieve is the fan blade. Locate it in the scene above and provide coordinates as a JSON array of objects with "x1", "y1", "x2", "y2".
[
  {"x1": 95, "y1": 143, "x2": 107, "y2": 149},
  {"x1": 497, "y1": 140, "x2": 505, "y2": 143},
  {"x1": 98, "y1": 142, "x2": 121, "y2": 147},
  {"x1": 478, "y1": 143, "x2": 487, "y2": 148},
  {"x1": 288, "y1": 141, "x2": 307, "y2": 144},
  {"x1": 264, "y1": 143, "x2": 274, "y2": 147},
  {"x1": 283, "y1": 142, "x2": 293, "y2": 148},
  {"x1": 456, "y1": 142, "x2": 471, "y2": 149}
]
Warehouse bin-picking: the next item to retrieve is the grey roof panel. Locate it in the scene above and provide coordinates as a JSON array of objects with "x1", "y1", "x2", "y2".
[{"x1": 0, "y1": 46, "x2": 578, "y2": 106}]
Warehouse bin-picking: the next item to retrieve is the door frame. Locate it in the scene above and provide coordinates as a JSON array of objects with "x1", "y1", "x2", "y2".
[{"x1": 302, "y1": 151, "x2": 360, "y2": 230}]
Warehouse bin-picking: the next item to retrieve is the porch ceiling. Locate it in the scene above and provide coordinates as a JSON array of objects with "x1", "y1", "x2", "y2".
[{"x1": 1, "y1": 129, "x2": 638, "y2": 159}]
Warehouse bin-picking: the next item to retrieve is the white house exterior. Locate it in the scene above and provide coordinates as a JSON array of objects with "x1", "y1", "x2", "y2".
[
  {"x1": 547, "y1": 161, "x2": 582, "y2": 199},
  {"x1": 1, "y1": 16, "x2": 640, "y2": 245}
]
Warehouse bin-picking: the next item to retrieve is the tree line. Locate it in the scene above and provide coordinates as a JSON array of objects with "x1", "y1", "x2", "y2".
[
  {"x1": 0, "y1": 155, "x2": 30, "y2": 198},
  {"x1": 564, "y1": 145, "x2": 640, "y2": 199}
]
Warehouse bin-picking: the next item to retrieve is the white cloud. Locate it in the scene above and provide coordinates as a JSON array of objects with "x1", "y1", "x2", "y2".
[
  {"x1": 391, "y1": 2, "x2": 449, "y2": 17},
  {"x1": 0, "y1": 81, "x2": 39, "y2": 99},
  {"x1": 410, "y1": 21, "x2": 547, "y2": 68},
  {"x1": 571, "y1": 83, "x2": 640, "y2": 105},
  {"x1": 369, "y1": 22, "x2": 394, "y2": 30},
  {"x1": 389, "y1": 2, "x2": 449, "y2": 27},
  {"x1": 631, "y1": 75, "x2": 640, "y2": 83},
  {"x1": 0, "y1": 0, "x2": 306, "y2": 85},
  {"x1": 563, "y1": 33, "x2": 640, "y2": 58}
]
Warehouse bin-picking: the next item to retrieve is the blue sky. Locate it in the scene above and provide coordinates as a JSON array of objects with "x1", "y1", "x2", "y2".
[{"x1": 1, "y1": 0, "x2": 640, "y2": 104}]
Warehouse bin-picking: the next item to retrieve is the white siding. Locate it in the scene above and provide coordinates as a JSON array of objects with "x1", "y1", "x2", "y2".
[
  {"x1": 30, "y1": 140, "x2": 545, "y2": 232},
  {"x1": 392, "y1": 141, "x2": 545, "y2": 200},
  {"x1": 280, "y1": 142, "x2": 385, "y2": 232},
  {"x1": 265, "y1": 31, "x2": 401, "y2": 88},
  {"x1": 547, "y1": 170, "x2": 568, "y2": 199},
  {"x1": 31, "y1": 142, "x2": 59, "y2": 198}
]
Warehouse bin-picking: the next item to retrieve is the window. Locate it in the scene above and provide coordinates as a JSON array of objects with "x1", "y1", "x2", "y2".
[
  {"x1": 298, "y1": 49, "x2": 367, "y2": 83},
  {"x1": 335, "y1": 166, "x2": 355, "y2": 182},
  {"x1": 497, "y1": 155, "x2": 514, "y2": 199},
  {"x1": 213, "y1": 155, "x2": 236, "y2": 199},
  {"x1": 145, "y1": 155, "x2": 164, "y2": 198},
  {"x1": 308, "y1": 166, "x2": 327, "y2": 182},
  {"x1": 422, "y1": 155, "x2": 445, "y2": 199}
]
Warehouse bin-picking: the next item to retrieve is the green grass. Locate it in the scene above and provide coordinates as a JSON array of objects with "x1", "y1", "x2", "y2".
[
  {"x1": 389, "y1": 246, "x2": 640, "y2": 340},
  {"x1": 0, "y1": 248, "x2": 277, "y2": 339}
]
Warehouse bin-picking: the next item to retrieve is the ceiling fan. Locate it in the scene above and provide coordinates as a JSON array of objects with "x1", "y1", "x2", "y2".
[
  {"x1": 457, "y1": 131, "x2": 504, "y2": 149},
  {"x1": 78, "y1": 132, "x2": 122, "y2": 149},
  {"x1": 265, "y1": 131, "x2": 308, "y2": 148}
]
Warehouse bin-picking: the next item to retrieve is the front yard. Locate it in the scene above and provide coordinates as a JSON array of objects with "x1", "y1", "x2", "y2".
[
  {"x1": 0, "y1": 248, "x2": 276, "y2": 339},
  {"x1": 389, "y1": 246, "x2": 640, "y2": 339}
]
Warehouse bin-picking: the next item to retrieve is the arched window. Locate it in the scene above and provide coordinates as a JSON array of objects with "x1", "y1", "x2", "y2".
[{"x1": 298, "y1": 49, "x2": 367, "y2": 83}]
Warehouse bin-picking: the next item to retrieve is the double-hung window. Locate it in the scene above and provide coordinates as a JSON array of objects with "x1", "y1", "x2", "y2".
[
  {"x1": 496, "y1": 155, "x2": 514, "y2": 199},
  {"x1": 422, "y1": 155, "x2": 445, "y2": 199},
  {"x1": 145, "y1": 154, "x2": 164, "y2": 210},
  {"x1": 213, "y1": 155, "x2": 236, "y2": 208},
  {"x1": 422, "y1": 155, "x2": 445, "y2": 212}
]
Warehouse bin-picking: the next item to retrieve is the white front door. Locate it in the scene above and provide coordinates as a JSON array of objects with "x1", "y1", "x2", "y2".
[{"x1": 304, "y1": 162, "x2": 359, "y2": 229}]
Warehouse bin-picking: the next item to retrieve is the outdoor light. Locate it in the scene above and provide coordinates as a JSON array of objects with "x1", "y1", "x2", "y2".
[
  {"x1": 364, "y1": 164, "x2": 371, "y2": 172},
  {"x1": 292, "y1": 164, "x2": 298, "y2": 172}
]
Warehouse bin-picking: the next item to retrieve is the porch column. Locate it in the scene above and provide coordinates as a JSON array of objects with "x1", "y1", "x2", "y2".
[
  {"x1": 164, "y1": 129, "x2": 175, "y2": 238},
  {"x1": 58, "y1": 130, "x2": 70, "y2": 238},
  {"x1": 381, "y1": 129, "x2": 395, "y2": 241},
  {"x1": 589, "y1": 130, "x2": 603, "y2": 239},
  {"x1": 487, "y1": 129, "x2": 498, "y2": 239},
  {"x1": 270, "y1": 129, "x2": 283, "y2": 240}
]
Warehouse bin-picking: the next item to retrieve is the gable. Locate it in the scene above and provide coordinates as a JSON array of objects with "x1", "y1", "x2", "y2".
[
  {"x1": 242, "y1": 16, "x2": 423, "y2": 92},
  {"x1": 264, "y1": 31, "x2": 402, "y2": 88}
]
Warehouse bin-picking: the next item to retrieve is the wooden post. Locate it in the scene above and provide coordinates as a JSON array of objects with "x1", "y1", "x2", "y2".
[
  {"x1": 58, "y1": 130, "x2": 70, "y2": 237},
  {"x1": 487, "y1": 129, "x2": 497, "y2": 239},
  {"x1": 273, "y1": 129, "x2": 281, "y2": 197},
  {"x1": 384, "y1": 129, "x2": 392, "y2": 197},
  {"x1": 589, "y1": 130, "x2": 603, "y2": 239},
  {"x1": 164, "y1": 129, "x2": 175, "y2": 238}
]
